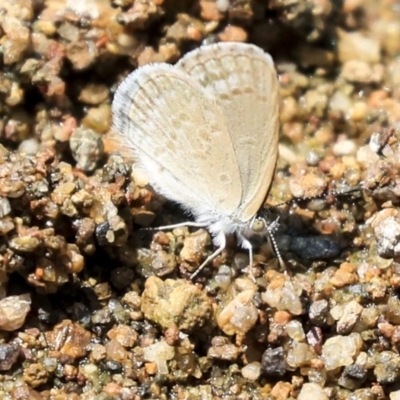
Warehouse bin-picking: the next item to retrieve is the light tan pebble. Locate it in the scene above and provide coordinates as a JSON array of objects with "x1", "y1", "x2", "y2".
[
  {"x1": 80, "y1": 363, "x2": 99, "y2": 381},
  {"x1": 104, "y1": 382, "x2": 123, "y2": 397},
  {"x1": 378, "y1": 322, "x2": 394, "y2": 339},
  {"x1": 66, "y1": 0, "x2": 100, "y2": 18},
  {"x1": 356, "y1": 144, "x2": 380, "y2": 166},
  {"x1": 9, "y1": 236, "x2": 40, "y2": 252},
  {"x1": 234, "y1": 277, "x2": 258, "y2": 292},
  {"x1": 386, "y1": 59, "x2": 400, "y2": 89},
  {"x1": 131, "y1": 168, "x2": 149, "y2": 187},
  {"x1": 218, "y1": 25, "x2": 248, "y2": 42},
  {"x1": 5, "y1": 82, "x2": 24, "y2": 106},
  {"x1": 90, "y1": 344, "x2": 107, "y2": 363},
  {"x1": 374, "y1": 351, "x2": 400, "y2": 384},
  {"x1": 262, "y1": 280, "x2": 303, "y2": 315},
  {"x1": 216, "y1": 0, "x2": 229, "y2": 12},
  {"x1": 337, "y1": 30, "x2": 381, "y2": 63},
  {"x1": 113, "y1": 32, "x2": 143, "y2": 57},
  {"x1": 298, "y1": 383, "x2": 329, "y2": 400},
  {"x1": 144, "y1": 362, "x2": 158, "y2": 375},
  {"x1": 18, "y1": 138, "x2": 40, "y2": 155},
  {"x1": 289, "y1": 170, "x2": 327, "y2": 198},
  {"x1": 105, "y1": 339, "x2": 129, "y2": 363},
  {"x1": 270, "y1": 381, "x2": 292, "y2": 399},
  {"x1": 1, "y1": 0, "x2": 34, "y2": 20},
  {"x1": 63, "y1": 364, "x2": 78, "y2": 380},
  {"x1": 278, "y1": 144, "x2": 299, "y2": 166},
  {"x1": 286, "y1": 341, "x2": 315, "y2": 368},
  {"x1": 391, "y1": 390, "x2": 400, "y2": 400},
  {"x1": 1, "y1": 16, "x2": 31, "y2": 65},
  {"x1": 78, "y1": 83, "x2": 109, "y2": 105},
  {"x1": 117, "y1": 0, "x2": 161, "y2": 30},
  {"x1": 321, "y1": 334, "x2": 361, "y2": 370},
  {"x1": 329, "y1": 90, "x2": 352, "y2": 117},
  {"x1": 65, "y1": 244, "x2": 85, "y2": 273},
  {"x1": 241, "y1": 362, "x2": 261, "y2": 381},
  {"x1": 355, "y1": 307, "x2": 379, "y2": 331},
  {"x1": 99, "y1": 216, "x2": 128, "y2": 247},
  {"x1": 199, "y1": 0, "x2": 224, "y2": 21},
  {"x1": 0, "y1": 198, "x2": 11, "y2": 218},
  {"x1": 371, "y1": 209, "x2": 400, "y2": 258},
  {"x1": 107, "y1": 324, "x2": 138, "y2": 347},
  {"x1": 23, "y1": 363, "x2": 49, "y2": 388},
  {"x1": 216, "y1": 289, "x2": 258, "y2": 335},
  {"x1": 46, "y1": 123, "x2": 69, "y2": 143},
  {"x1": 159, "y1": 42, "x2": 181, "y2": 63},
  {"x1": 66, "y1": 40, "x2": 98, "y2": 70},
  {"x1": 349, "y1": 101, "x2": 368, "y2": 121},
  {"x1": 2, "y1": 115, "x2": 29, "y2": 143},
  {"x1": 374, "y1": 20, "x2": 400, "y2": 57},
  {"x1": 165, "y1": 14, "x2": 205, "y2": 44},
  {"x1": 332, "y1": 138, "x2": 357, "y2": 156},
  {"x1": 207, "y1": 336, "x2": 240, "y2": 361},
  {"x1": 0, "y1": 294, "x2": 31, "y2": 331},
  {"x1": 368, "y1": 276, "x2": 389, "y2": 299},
  {"x1": 336, "y1": 300, "x2": 363, "y2": 334},
  {"x1": 285, "y1": 320, "x2": 305, "y2": 341},
  {"x1": 33, "y1": 20, "x2": 57, "y2": 36},
  {"x1": 137, "y1": 46, "x2": 165, "y2": 66},
  {"x1": 281, "y1": 122, "x2": 303, "y2": 144},
  {"x1": 342, "y1": 60, "x2": 383, "y2": 84},
  {"x1": 385, "y1": 296, "x2": 400, "y2": 325},
  {"x1": 82, "y1": 104, "x2": 112, "y2": 133},
  {"x1": 164, "y1": 324, "x2": 180, "y2": 346},
  {"x1": 368, "y1": 89, "x2": 388, "y2": 108},
  {"x1": 141, "y1": 277, "x2": 212, "y2": 331},
  {"x1": 57, "y1": 22, "x2": 80, "y2": 42},
  {"x1": 143, "y1": 341, "x2": 175, "y2": 374},
  {"x1": 329, "y1": 262, "x2": 358, "y2": 287},
  {"x1": 138, "y1": 248, "x2": 177, "y2": 277},
  {"x1": 180, "y1": 229, "x2": 211, "y2": 265},
  {"x1": 301, "y1": 89, "x2": 329, "y2": 118},
  {"x1": 343, "y1": 0, "x2": 363, "y2": 13},
  {"x1": 280, "y1": 96, "x2": 299, "y2": 122},
  {"x1": 274, "y1": 310, "x2": 291, "y2": 325},
  {"x1": 69, "y1": 127, "x2": 104, "y2": 172}
]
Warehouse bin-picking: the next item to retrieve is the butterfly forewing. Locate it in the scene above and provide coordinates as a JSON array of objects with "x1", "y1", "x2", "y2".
[
  {"x1": 112, "y1": 63, "x2": 243, "y2": 219},
  {"x1": 177, "y1": 43, "x2": 280, "y2": 222}
]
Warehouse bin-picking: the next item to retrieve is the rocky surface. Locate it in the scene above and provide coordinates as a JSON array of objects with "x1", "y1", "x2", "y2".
[{"x1": 0, "y1": 0, "x2": 399, "y2": 398}]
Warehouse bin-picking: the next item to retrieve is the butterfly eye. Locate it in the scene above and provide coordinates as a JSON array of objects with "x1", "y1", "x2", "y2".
[{"x1": 251, "y1": 218, "x2": 266, "y2": 233}]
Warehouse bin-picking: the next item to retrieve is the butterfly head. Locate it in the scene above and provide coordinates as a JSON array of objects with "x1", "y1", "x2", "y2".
[{"x1": 250, "y1": 215, "x2": 269, "y2": 235}]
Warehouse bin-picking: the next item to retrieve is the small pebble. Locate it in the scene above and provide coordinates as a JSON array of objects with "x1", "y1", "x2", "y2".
[
  {"x1": 241, "y1": 362, "x2": 261, "y2": 381},
  {"x1": 298, "y1": 383, "x2": 329, "y2": 400},
  {"x1": 0, "y1": 294, "x2": 31, "y2": 331},
  {"x1": 141, "y1": 277, "x2": 212, "y2": 331}
]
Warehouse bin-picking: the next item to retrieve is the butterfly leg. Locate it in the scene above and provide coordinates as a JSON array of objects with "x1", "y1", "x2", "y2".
[
  {"x1": 143, "y1": 221, "x2": 208, "y2": 231},
  {"x1": 239, "y1": 236, "x2": 255, "y2": 282},
  {"x1": 144, "y1": 221, "x2": 226, "y2": 279},
  {"x1": 190, "y1": 232, "x2": 226, "y2": 280}
]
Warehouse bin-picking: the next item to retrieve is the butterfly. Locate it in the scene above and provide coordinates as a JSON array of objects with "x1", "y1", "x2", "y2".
[{"x1": 111, "y1": 42, "x2": 279, "y2": 278}]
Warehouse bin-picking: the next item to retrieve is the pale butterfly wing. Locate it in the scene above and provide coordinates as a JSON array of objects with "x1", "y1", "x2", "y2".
[
  {"x1": 112, "y1": 63, "x2": 243, "y2": 220},
  {"x1": 177, "y1": 42, "x2": 279, "y2": 222}
]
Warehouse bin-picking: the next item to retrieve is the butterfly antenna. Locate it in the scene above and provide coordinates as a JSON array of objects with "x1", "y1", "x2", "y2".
[
  {"x1": 266, "y1": 218, "x2": 286, "y2": 269},
  {"x1": 273, "y1": 186, "x2": 362, "y2": 208}
]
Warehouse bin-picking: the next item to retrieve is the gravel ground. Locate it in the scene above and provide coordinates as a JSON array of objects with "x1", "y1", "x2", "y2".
[{"x1": 0, "y1": 0, "x2": 400, "y2": 399}]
